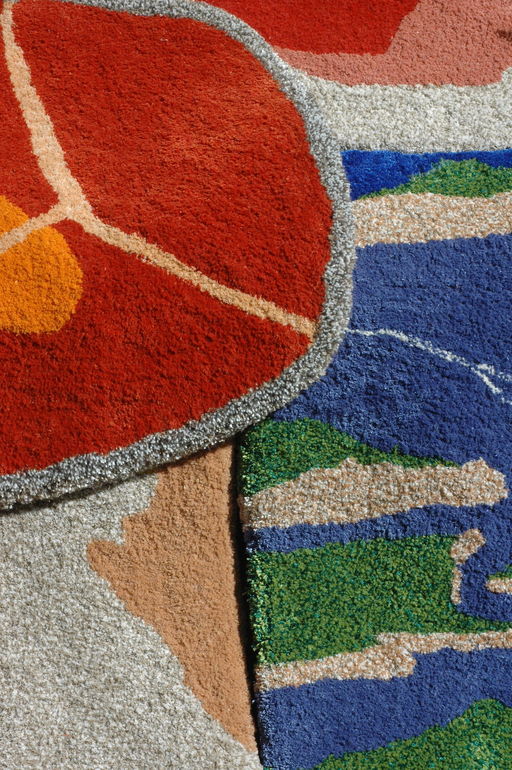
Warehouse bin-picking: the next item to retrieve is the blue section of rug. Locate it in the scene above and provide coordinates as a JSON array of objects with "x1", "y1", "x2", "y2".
[
  {"x1": 258, "y1": 649, "x2": 512, "y2": 768},
  {"x1": 342, "y1": 149, "x2": 512, "y2": 199},
  {"x1": 242, "y1": 149, "x2": 512, "y2": 769}
]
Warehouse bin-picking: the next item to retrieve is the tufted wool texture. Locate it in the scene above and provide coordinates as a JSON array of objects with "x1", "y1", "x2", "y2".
[
  {"x1": 204, "y1": 0, "x2": 512, "y2": 87},
  {"x1": 234, "y1": 3, "x2": 512, "y2": 766},
  {"x1": 0, "y1": 0, "x2": 354, "y2": 509},
  {"x1": 87, "y1": 443, "x2": 257, "y2": 752},
  {"x1": 3, "y1": 2, "x2": 512, "y2": 768},
  {"x1": 241, "y1": 155, "x2": 512, "y2": 767},
  {"x1": 240, "y1": 146, "x2": 512, "y2": 769},
  {"x1": 0, "y1": 459, "x2": 263, "y2": 768}
]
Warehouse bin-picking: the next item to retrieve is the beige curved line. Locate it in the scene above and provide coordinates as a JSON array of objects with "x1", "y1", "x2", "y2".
[
  {"x1": 1, "y1": 1, "x2": 315, "y2": 339},
  {"x1": 1, "y1": 2, "x2": 92, "y2": 218},
  {"x1": 451, "y1": 529, "x2": 486, "y2": 605},
  {"x1": 451, "y1": 529, "x2": 486, "y2": 565},
  {"x1": 487, "y1": 577, "x2": 512, "y2": 594},
  {"x1": 240, "y1": 458, "x2": 507, "y2": 530},
  {"x1": 74, "y1": 209, "x2": 315, "y2": 337},
  {"x1": 0, "y1": 202, "x2": 66, "y2": 252},
  {"x1": 255, "y1": 629, "x2": 512, "y2": 691},
  {"x1": 354, "y1": 191, "x2": 512, "y2": 247}
]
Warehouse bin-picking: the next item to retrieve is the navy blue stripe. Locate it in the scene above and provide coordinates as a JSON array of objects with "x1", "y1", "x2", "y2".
[
  {"x1": 342, "y1": 149, "x2": 512, "y2": 199},
  {"x1": 257, "y1": 649, "x2": 512, "y2": 769}
]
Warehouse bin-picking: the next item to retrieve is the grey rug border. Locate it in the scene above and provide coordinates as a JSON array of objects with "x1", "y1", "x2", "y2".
[{"x1": 1, "y1": 0, "x2": 355, "y2": 510}]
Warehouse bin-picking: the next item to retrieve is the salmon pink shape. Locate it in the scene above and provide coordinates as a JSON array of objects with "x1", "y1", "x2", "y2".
[
  {"x1": 277, "y1": 0, "x2": 512, "y2": 86},
  {"x1": 0, "y1": 0, "x2": 353, "y2": 508}
]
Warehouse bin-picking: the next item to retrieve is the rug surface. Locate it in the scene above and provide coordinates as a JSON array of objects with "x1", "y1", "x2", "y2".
[
  {"x1": 3, "y1": 1, "x2": 512, "y2": 768},
  {"x1": 0, "y1": 445, "x2": 263, "y2": 768},
  {"x1": 240, "y1": 145, "x2": 512, "y2": 769},
  {"x1": 197, "y1": 0, "x2": 511, "y2": 86},
  {"x1": 233, "y1": 5, "x2": 512, "y2": 767},
  {"x1": 0, "y1": 0, "x2": 353, "y2": 509}
]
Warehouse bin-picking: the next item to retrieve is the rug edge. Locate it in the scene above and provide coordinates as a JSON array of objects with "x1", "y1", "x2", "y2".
[{"x1": 0, "y1": 0, "x2": 355, "y2": 510}]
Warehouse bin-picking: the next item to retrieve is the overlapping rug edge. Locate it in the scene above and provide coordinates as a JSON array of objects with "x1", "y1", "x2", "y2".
[
  {"x1": 0, "y1": 0, "x2": 355, "y2": 511},
  {"x1": 236, "y1": 145, "x2": 512, "y2": 768}
]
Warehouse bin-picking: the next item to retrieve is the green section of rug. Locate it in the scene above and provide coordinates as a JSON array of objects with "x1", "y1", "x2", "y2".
[
  {"x1": 306, "y1": 700, "x2": 512, "y2": 770},
  {"x1": 362, "y1": 159, "x2": 512, "y2": 198},
  {"x1": 249, "y1": 536, "x2": 509, "y2": 666},
  {"x1": 239, "y1": 418, "x2": 453, "y2": 497}
]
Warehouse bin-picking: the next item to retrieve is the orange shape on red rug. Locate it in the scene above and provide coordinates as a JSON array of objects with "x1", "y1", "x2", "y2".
[
  {"x1": 0, "y1": 0, "x2": 337, "y2": 490},
  {"x1": 15, "y1": 0, "x2": 332, "y2": 320},
  {"x1": 0, "y1": 196, "x2": 82, "y2": 333}
]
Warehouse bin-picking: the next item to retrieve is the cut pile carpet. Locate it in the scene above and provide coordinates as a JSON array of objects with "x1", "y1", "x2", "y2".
[
  {"x1": 0, "y1": 0, "x2": 352, "y2": 508},
  {"x1": 238, "y1": 66, "x2": 512, "y2": 770},
  {"x1": 1, "y1": 1, "x2": 511, "y2": 769},
  {"x1": 234, "y1": 1, "x2": 512, "y2": 767}
]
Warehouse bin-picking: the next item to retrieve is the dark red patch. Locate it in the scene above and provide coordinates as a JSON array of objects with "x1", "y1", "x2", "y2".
[
  {"x1": 15, "y1": 0, "x2": 332, "y2": 318},
  {"x1": 0, "y1": 221, "x2": 308, "y2": 474},
  {"x1": 191, "y1": 0, "x2": 420, "y2": 55}
]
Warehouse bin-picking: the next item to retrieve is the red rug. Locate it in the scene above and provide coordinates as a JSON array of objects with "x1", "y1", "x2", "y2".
[{"x1": 0, "y1": 0, "x2": 353, "y2": 508}]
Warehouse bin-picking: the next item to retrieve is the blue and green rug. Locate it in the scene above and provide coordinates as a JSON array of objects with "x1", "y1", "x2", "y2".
[{"x1": 239, "y1": 149, "x2": 512, "y2": 769}]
